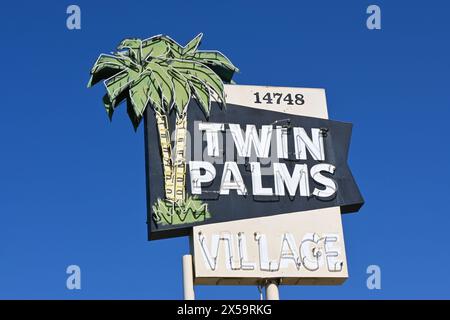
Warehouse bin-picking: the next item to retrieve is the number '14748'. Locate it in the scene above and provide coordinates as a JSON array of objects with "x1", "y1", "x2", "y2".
[{"x1": 253, "y1": 92, "x2": 305, "y2": 105}]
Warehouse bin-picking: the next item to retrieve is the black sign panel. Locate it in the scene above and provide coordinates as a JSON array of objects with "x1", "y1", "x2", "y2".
[{"x1": 144, "y1": 102, "x2": 363, "y2": 240}]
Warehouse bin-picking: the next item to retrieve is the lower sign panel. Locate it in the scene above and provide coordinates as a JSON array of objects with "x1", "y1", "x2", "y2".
[{"x1": 192, "y1": 207, "x2": 348, "y2": 285}]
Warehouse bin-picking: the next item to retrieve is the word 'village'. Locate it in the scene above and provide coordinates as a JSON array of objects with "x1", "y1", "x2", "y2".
[{"x1": 197, "y1": 231, "x2": 343, "y2": 273}]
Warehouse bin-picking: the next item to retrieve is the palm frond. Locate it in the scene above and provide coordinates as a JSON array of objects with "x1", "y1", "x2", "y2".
[
  {"x1": 88, "y1": 34, "x2": 239, "y2": 129},
  {"x1": 189, "y1": 50, "x2": 239, "y2": 83},
  {"x1": 168, "y1": 68, "x2": 191, "y2": 115},
  {"x1": 167, "y1": 59, "x2": 226, "y2": 107},
  {"x1": 87, "y1": 54, "x2": 136, "y2": 88},
  {"x1": 182, "y1": 33, "x2": 203, "y2": 55},
  {"x1": 117, "y1": 38, "x2": 143, "y2": 62}
]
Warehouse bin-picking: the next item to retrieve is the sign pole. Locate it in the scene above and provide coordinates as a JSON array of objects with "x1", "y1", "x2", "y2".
[
  {"x1": 182, "y1": 254, "x2": 195, "y2": 300},
  {"x1": 265, "y1": 280, "x2": 280, "y2": 300}
]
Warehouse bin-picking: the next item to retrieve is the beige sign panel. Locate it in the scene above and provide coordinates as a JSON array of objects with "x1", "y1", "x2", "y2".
[
  {"x1": 224, "y1": 84, "x2": 329, "y2": 119},
  {"x1": 192, "y1": 84, "x2": 347, "y2": 285},
  {"x1": 192, "y1": 208, "x2": 348, "y2": 285}
]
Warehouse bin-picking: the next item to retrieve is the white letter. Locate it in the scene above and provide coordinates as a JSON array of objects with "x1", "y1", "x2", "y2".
[
  {"x1": 310, "y1": 163, "x2": 337, "y2": 198},
  {"x1": 66, "y1": 5, "x2": 81, "y2": 30},
  {"x1": 366, "y1": 5, "x2": 381, "y2": 30},
  {"x1": 198, "y1": 122, "x2": 224, "y2": 157},
  {"x1": 250, "y1": 162, "x2": 273, "y2": 196},
  {"x1": 189, "y1": 161, "x2": 216, "y2": 194},
  {"x1": 300, "y1": 233, "x2": 323, "y2": 271},
  {"x1": 273, "y1": 163, "x2": 310, "y2": 197},
  {"x1": 238, "y1": 233, "x2": 255, "y2": 270},
  {"x1": 279, "y1": 233, "x2": 301, "y2": 270},
  {"x1": 255, "y1": 233, "x2": 279, "y2": 271},
  {"x1": 324, "y1": 234, "x2": 343, "y2": 272},
  {"x1": 229, "y1": 124, "x2": 273, "y2": 158},
  {"x1": 220, "y1": 233, "x2": 240, "y2": 270},
  {"x1": 293, "y1": 127, "x2": 325, "y2": 161},
  {"x1": 220, "y1": 162, "x2": 247, "y2": 195},
  {"x1": 198, "y1": 232, "x2": 220, "y2": 271}
]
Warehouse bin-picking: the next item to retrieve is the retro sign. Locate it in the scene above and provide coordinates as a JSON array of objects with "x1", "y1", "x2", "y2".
[
  {"x1": 192, "y1": 86, "x2": 349, "y2": 285},
  {"x1": 87, "y1": 34, "x2": 362, "y2": 288},
  {"x1": 145, "y1": 85, "x2": 363, "y2": 240}
]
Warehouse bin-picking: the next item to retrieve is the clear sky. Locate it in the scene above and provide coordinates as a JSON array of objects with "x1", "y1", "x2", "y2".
[{"x1": 0, "y1": 0, "x2": 449, "y2": 299}]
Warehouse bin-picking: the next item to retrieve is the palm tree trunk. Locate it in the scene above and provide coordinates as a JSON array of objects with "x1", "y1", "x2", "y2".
[
  {"x1": 173, "y1": 114, "x2": 188, "y2": 202},
  {"x1": 155, "y1": 112, "x2": 175, "y2": 202}
]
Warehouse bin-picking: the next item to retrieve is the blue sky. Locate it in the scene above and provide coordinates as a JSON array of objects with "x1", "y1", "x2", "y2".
[{"x1": 0, "y1": 0, "x2": 449, "y2": 299}]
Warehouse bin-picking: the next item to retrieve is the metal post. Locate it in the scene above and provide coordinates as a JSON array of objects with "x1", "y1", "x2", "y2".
[
  {"x1": 265, "y1": 280, "x2": 280, "y2": 300},
  {"x1": 182, "y1": 255, "x2": 195, "y2": 300}
]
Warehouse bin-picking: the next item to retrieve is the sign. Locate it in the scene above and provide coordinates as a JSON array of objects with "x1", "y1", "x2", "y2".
[
  {"x1": 145, "y1": 85, "x2": 363, "y2": 240},
  {"x1": 87, "y1": 34, "x2": 362, "y2": 289},
  {"x1": 191, "y1": 86, "x2": 349, "y2": 285},
  {"x1": 192, "y1": 207, "x2": 347, "y2": 285}
]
